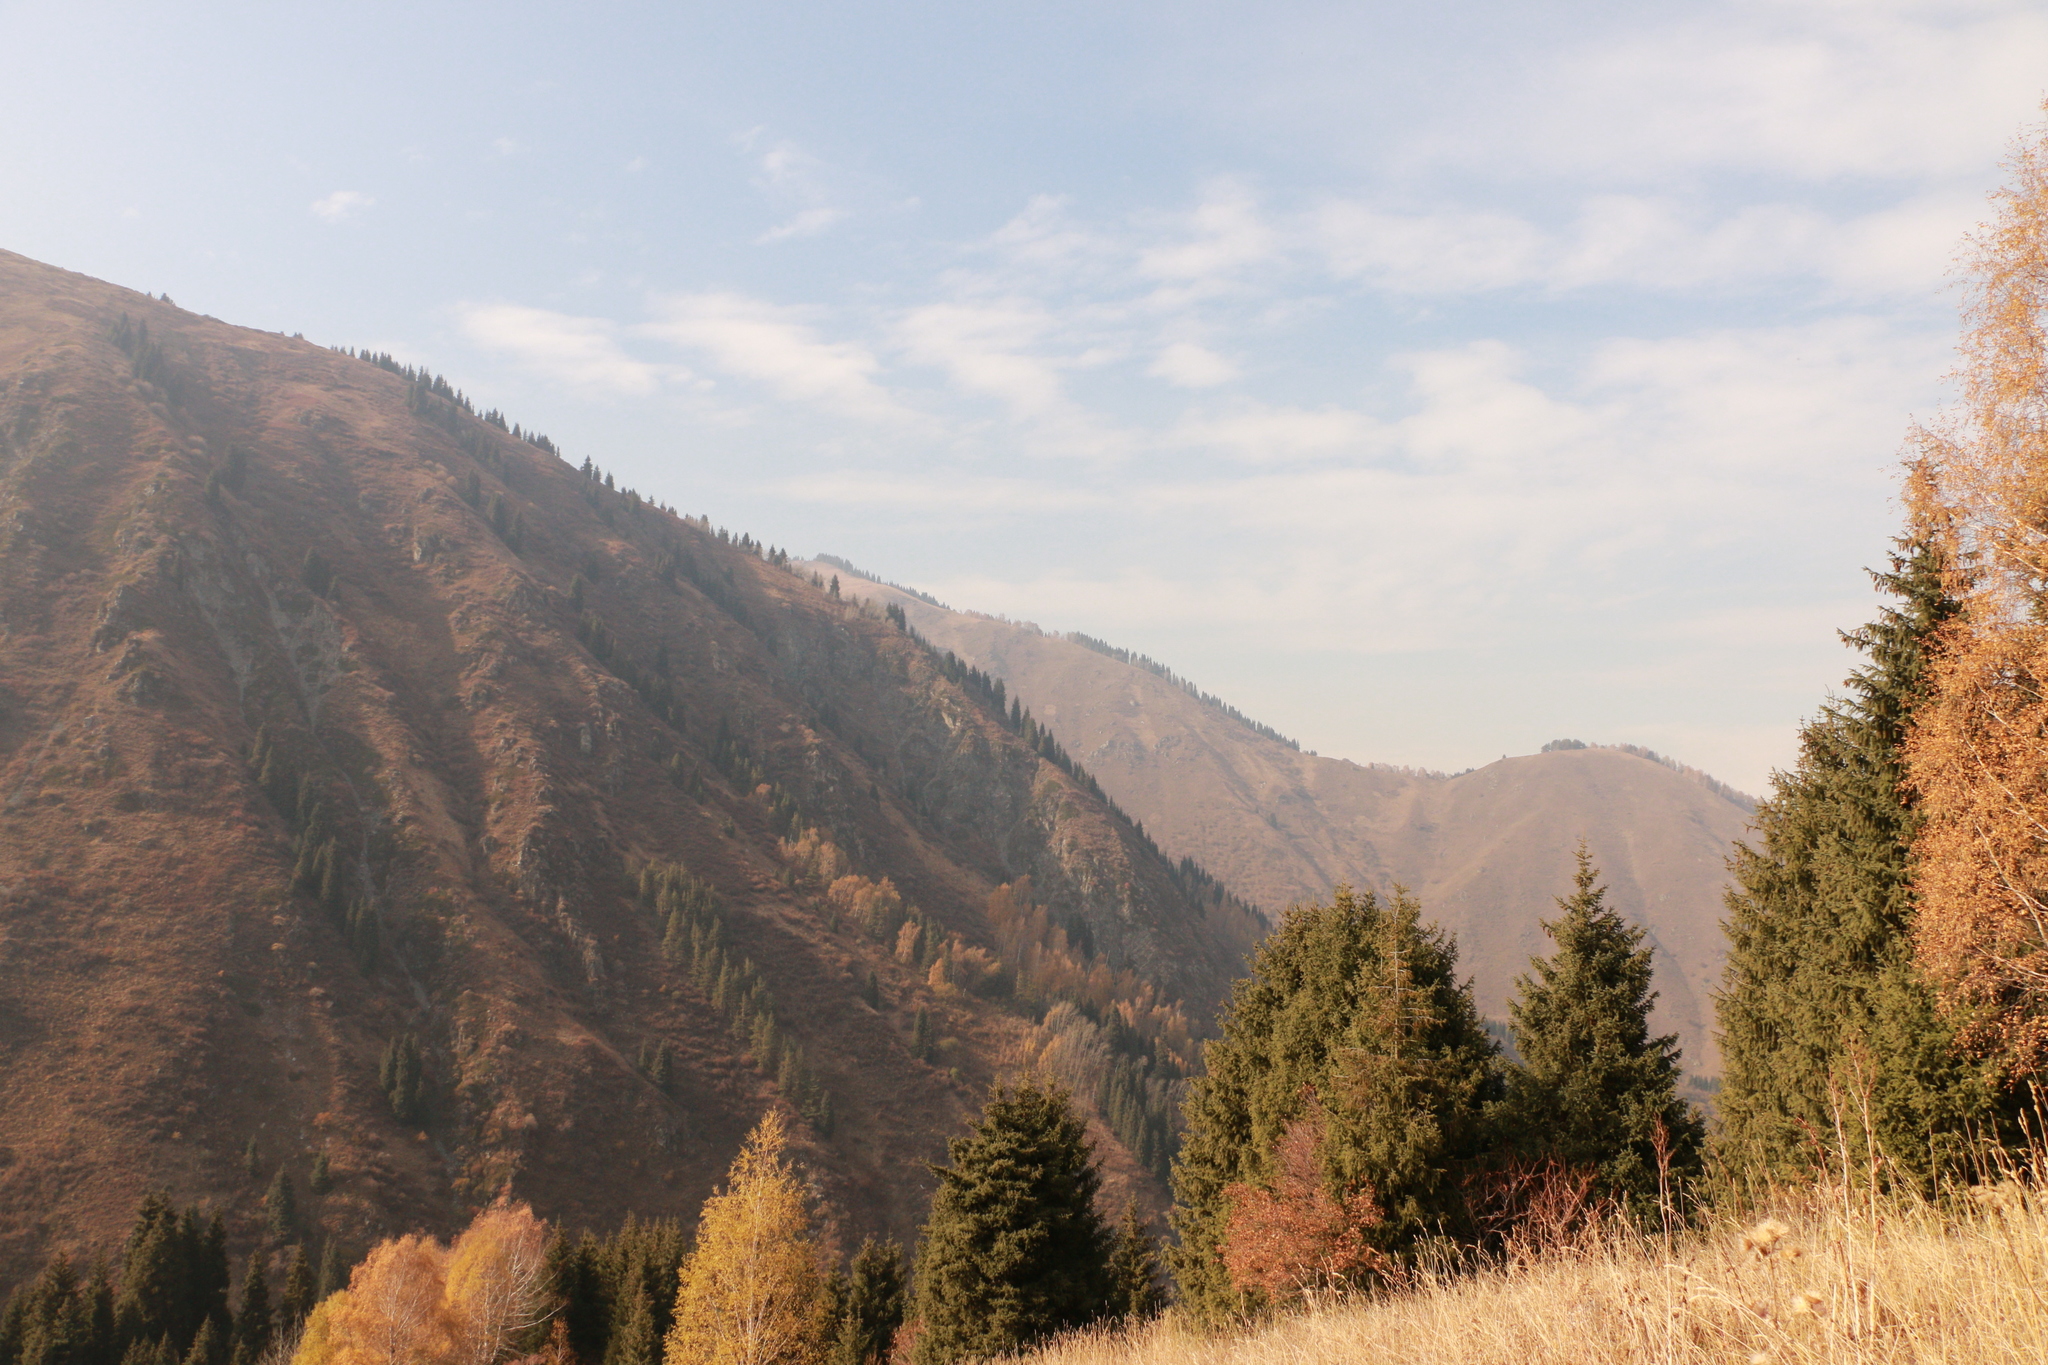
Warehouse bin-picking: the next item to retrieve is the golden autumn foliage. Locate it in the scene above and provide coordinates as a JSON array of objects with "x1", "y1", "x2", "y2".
[
  {"x1": 1905, "y1": 111, "x2": 2048, "y2": 1077},
  {"x1": 443, "y1": 1203, "x2": 553, "y2": 1365},
  {"x1": 664, "y1": 1109, "x2": 827, "y2": 1365},
  {"x1": 289, "y1": 1203, "x2": 551, "y2": 1365},
  {"x1": 988, "y1": 881, "x2": 1197, "y2": 1073},
  {"x1": 779, "y1": 827, "x2": 850, "y2": 888}
]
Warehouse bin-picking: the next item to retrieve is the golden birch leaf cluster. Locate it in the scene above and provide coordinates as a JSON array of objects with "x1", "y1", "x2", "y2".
[
  {"x1": 664, "y1": 1109, "x2": 827, "y2": 1365},
  {"x1": 1906, "y1": 110, "x2": 2048, "y2": 1078},
  {"x1": 290, "y1": 1203, "x2": 552, "y2": 1365}
]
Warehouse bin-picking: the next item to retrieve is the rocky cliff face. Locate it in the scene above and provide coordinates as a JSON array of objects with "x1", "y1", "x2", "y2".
[{"x1": 0, "y1": 249, "x2": 1260, "y2": 1284}]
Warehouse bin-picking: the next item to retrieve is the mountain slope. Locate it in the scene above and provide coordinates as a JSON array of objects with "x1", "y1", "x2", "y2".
[
  {"x1": 0, "y1": 250, "x2": 1261, "y2": 1283},
  {"x1": 809, "y1": 569, "x2": 1752, "y2": 1075}
]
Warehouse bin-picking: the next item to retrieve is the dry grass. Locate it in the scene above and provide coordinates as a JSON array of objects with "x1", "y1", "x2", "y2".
[{"x1": 1023, "y1": 1183, "x2": 2048, "y2": 1365}]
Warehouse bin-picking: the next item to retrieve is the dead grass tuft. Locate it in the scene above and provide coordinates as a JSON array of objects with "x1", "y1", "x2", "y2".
[{"x1": 1018, "y1": 1182, "x2": 2048, "y2": 1365}]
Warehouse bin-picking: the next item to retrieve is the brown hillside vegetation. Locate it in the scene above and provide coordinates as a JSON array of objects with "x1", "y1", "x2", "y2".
[
  {"x1": 811, "y1": 571, "x2": 1753, "y2": 1073},
  {"x1": 0, "y1": 248, "x2": 1261, "y2": 1285}
]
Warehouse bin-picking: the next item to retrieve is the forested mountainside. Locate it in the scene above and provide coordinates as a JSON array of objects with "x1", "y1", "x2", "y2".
[
  {"x1": 0, "y1": 249, "x2": 1263, "y2": 1287},
  {"x1": 810, "y1": 566, "x2": 1752, "y2": 1076}
]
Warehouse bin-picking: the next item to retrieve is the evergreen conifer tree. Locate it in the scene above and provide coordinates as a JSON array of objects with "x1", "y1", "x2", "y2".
[
  {"x1": 228, "y1": 1255, "x2": 269, "y2": 1365},
  {"x1": 1505, "y1": 846, "x2": 1703, "y2": 1211},
  {"x1": 547, "y1": 1234, "x2": 606, "y2": 1364},
  {"x1": 910, "y1": 1008, "x2": 934, "y2": 1065},
  {"x1": 117, "y1": 1196, "x2": 192, "y2": 1353},
  {"x1": 0, "y1": 1289, "x2": 30, "y2": 1365},
  {"x1": 313, "y1": 1246, "x2": 342, "y2": 1304},
  {"x1": 8, "y1": 1255, "x2": 102, "y2": 1365},
  {"x1": 1718, "y1": 539, "x2": 2015, "y2": 1184},
  {"x1": 263, "y1": 1172, "x2": 296, "y2": 1238},
  {"x1": 1104, "y1": 1204, "x2": 1164, "y2": 1321},
  {"x1": 307, "y1": 1152, "x2": 331, "y2": 1197},
  {"x1": 175, "y1": 1320, "x2": 219, "y2": 1365},
  {"x1": 276, "y1": 1250, "x2": 314, "y2": 1334},
  {"x1": 828, "y1": 1240, "x2": 904, "y2": 1365},
  {"x1": 193, "y1": 1220, "x2": 228, "y2": 1339},
  {"x1": 1170, "y1": 886, "x2": 1500, "y2": 1320},
  {"x1": 379, "y1": 1035, "x2": 426, "y2": 1128},
  {"x1": 599, "y1": 1284, "x2": 655, "y2": 1365},
  {"x1": 86, "y1": 1262, "x2": 117, "y2": 1365},
  {"x1": 910, "y1": 1080, "x2": 1114, "y2": 1364}
]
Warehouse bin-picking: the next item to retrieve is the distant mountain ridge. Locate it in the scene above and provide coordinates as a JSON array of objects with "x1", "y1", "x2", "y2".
[
  {"x1": 1541, "y1": 738, "x2": 1758, "y2": 813},
  {"x1": 1063, "y1": 632, "x2": 1302, "y2": 753},
  {"x1": 810, "y1": 564, "x2": 1755, "y2": 1078},
  {"x1": 0, "y1": 248, "x2": 1262, "y2": 1282}
]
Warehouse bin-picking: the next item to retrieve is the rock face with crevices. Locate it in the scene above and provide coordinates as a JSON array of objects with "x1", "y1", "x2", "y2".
[{"x1": 0, "y1": 249, "x2": 1261, "y2": 1286}]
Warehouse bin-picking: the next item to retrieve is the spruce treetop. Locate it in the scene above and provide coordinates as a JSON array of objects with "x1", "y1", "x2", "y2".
[
  {"x1": 1507, "y1": 843, "x2": 1701, "y2": 1210},
  {"x1": 911, "y1": 1079, "x2": 1113, "y2": 1365}
]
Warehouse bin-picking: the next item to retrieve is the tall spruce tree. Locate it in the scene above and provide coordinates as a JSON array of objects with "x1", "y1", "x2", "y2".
[
  {"x1": 1170, "y1": 886, "x2": 1499, "y2": 1321},
  {"x1": 312, "y1": 1246, "x2": 342, "y2": 1304},
  {"x1": 228, "y1": 1257, "x2": 268, "y2": 1365},
  {"x1": 4, "y1": 1254, "x2": 111, "y2": 1365},
  {"x1": 829, "y1": 1240, "x2": 905, "y2": 1365},
  {"x1": 1505, "y1": 846, "x2": 1703, "y2": 1211},
  {"x1": 1718, "y1": 538, "x2": 2016, "y2": 1185},
  {"x1": 547, "y1": 1233, "x2": 607, "y2": 1364},
  {"x1": 1104, "y1": 1204, "x2": 1164, "y2": 1321},
  {"x1": 275, "y1": 1249, "x2": 314, "y2": 1335},
  {"x1": 117, "y1": 1197, "x2": 197, "y2": 1354},
  {"x1": 910, "y1": 1080, "x2": 1114, "y2": 1364},
  {"x1": 262, "y1": 1172, "x2": 295, "y2": 1239},
  {"x1": 600, "y1": 1284, "x2": 655, "y2": 1365}
]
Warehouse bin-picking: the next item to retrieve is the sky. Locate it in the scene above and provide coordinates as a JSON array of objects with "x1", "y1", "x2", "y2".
[{"x1": 3, "y1": 0, "x2": 2045, "y2": 794}]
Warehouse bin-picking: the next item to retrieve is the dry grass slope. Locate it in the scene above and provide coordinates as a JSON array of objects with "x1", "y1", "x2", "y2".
[{"x1": 1020, "y1": 1186, "x2": 2048, "y2": 1364}]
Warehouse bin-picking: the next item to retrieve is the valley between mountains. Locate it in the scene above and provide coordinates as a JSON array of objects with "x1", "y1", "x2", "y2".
[
  {"x1": 0, "y1": 246, "x2": 1751, "y2": 1284},
  {"x1": 812, "y1": 564, "x2": 1753, "y2": 1079}
]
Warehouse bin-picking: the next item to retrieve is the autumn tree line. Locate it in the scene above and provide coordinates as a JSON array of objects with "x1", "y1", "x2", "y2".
[{"x1": 1, "y1": 834, "x2": 1701, "y2": 1363}]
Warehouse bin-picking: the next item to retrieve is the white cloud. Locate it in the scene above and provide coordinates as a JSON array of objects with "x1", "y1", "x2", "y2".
[
  {"x1": 642, "y1": 293, "x2": 912, "y2": 422},
  {"x1": 739, "y1": 131, "x2": 852, "y2": 244},
  {"x1": 455, "y1": 304, "x2": 671, "y2": 396},
  {"x1": 1150, "y1": 342, "x2": 1238, "y2": 388},
  {"x1": 1176, "y1": 402, "x2": 1375, "y2": 462},
  {"x1": 1312, "y1": 193, "x2": 1982, "y2": 299},
  {"x1": 759, "y1": 207, "x2": 847, "y2": 243},
  {"x1": 310, "y1": 190, "x2": 373, "y2": 222},
  {"x1": 750, "y1": 135, "x2": 819, "y2": 189},
  {"x1": 775, "y1": 472, "x2": 1105, "y2": 513},
  {"x1": 1137, "y1": 180, "x2": 1275, "y2": 290},
  {"x1": 1446, "y1": 0, "x2": 2048, "y2": 184},
  {"x1": 1314, "y1": 203, "x2": 1545, "y2": 293},
  {"x1": 896, "y1": 302, "x2": 1068, "y2": 417}
]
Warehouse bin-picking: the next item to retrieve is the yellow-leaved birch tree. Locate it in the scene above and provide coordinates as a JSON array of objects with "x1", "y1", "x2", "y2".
[
  {"x1": 664, "y1": 1109, "x2": 826, "y2": 1365},
  {"x1": 443, "y1": 1201, "x2": 553, "y2": 1365},
  {"x1": 289, "y1": 1202, "x2": 553, "y2": 1365}
]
